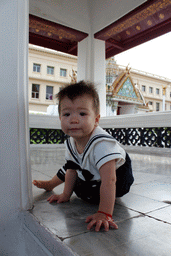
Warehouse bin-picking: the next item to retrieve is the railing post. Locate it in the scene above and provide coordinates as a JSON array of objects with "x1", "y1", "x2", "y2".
[
  {"x1": 155, "y1": 127, "x2": 163, "y2": 147},
  {"x1": 46, "y1": 129, "x2": 49, "y2": 144},
  {"x1": 139, "y1": 128, "x2": 145, "y2": 147},
  {"x1": 124, "y1": 128, "x2": 129, "y2": 145}
]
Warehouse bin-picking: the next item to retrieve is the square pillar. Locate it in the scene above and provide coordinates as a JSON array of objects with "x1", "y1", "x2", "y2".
[
  {"x1": 0, "y1": 0, "x2": 32, "y2": 222},
  {"x1": 77, "y1": 35, "x2": 106, "y2": 116}
]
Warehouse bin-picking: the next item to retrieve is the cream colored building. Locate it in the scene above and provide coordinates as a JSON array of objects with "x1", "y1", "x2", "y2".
[
  {"x1": 132, "y1": 70, "x2": 171, "y2": 112},
  {"x1": 29, "y1": 45, "x2": 171, "y2": 114},
  {"x1": 29, "y1": 44, "x2": 77, "y2": 113}
]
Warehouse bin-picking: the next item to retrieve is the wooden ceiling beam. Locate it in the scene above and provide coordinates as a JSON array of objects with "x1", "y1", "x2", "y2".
[{"x1": 106, "y1": 38, "x2": 124, "y2": 50}]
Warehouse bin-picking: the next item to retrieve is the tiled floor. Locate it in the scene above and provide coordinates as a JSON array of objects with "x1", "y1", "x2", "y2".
[{"x1": 31, "y1": 145, "x2": 171, "y2": 256}]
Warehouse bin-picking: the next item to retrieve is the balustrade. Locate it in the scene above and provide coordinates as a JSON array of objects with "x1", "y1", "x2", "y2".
[{"x1": 29, "y1": 111, "x2": 171, "y2": 148}]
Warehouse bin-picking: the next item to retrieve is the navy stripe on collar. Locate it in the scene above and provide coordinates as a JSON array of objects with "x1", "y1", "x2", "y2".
[{"x1": 66, "y1": 139, "x2": 79, "y2": 164}]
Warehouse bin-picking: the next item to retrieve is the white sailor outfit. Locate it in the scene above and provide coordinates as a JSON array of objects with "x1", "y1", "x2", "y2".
[{"x1": 57, "y1": 126, "x2": 134, "y2": 203}]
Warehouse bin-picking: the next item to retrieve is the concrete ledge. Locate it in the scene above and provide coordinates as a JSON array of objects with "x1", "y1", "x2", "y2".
[
  {"x1": 123, "y1": 145, "x2": 171, "y2": 157},
  {"x1": 30, "y1": 143, "x2": 171, "y2": 157},
  {"x1": 29, "y1": 112, "x2": 171, "y2": 129},
  {"x1": 30, "y1": 144, "x2": 65, "y2": 149}
]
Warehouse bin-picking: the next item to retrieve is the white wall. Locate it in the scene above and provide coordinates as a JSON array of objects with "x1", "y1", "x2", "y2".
[
  {"x1": 0, "y1": 0, "x2": 32, "y2": 223},
  {"x1": 120, "y1": 104, "x2": 137, "y2": 115}
]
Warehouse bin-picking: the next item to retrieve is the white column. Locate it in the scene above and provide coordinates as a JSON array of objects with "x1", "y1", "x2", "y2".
[
  {"x1": 162, "y1": 95, "x2": 165, "y2": 111},
  {"x1": 162, "y1": 86, "x2": 167, "y2": 111},
  {"x1": 0, "y1": 0, "x2": 32, "y2": 222},
  {"x1": 77, "y1": 35, "x2": 106, "y2": 117}
]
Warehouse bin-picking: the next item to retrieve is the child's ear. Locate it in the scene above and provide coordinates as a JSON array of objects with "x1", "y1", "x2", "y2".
[{"x1": 95, "y1": 114, "x2": 100, "y2": 126}]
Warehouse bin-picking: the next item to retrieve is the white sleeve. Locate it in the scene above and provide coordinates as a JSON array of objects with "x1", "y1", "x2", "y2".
[{"x1": 93, "y1": 140, "x2": 126, "y2": 170}]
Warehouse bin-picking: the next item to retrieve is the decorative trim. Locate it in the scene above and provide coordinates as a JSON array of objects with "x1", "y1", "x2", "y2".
[
  {"x1": 29, "y1": 15, "x2": 88, "y2": 56},
  {"x1": 104, "y1": 0, "x2": 171, "y2": 38},
  {"x1": 94, "y1": 0, "x2": 171, "y2": 58},
  {"x1": 29, "y1": 15, "x2": 88, "y2": 42},
  {"x1": 30, "y1": 19, "x2": 77, "y2": 41}
]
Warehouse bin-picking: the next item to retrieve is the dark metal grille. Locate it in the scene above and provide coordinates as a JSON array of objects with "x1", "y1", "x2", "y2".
[
  {"x1": 30, "y1": 127, "x2": 171, "y2": 148},
  {"x1": 30, "y1": 128, "x2": 67, "y2": 144}
]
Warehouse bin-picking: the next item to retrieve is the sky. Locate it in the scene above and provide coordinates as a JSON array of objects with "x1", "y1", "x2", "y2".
[{"x1": 115, "y1": 32, "x2": 171, "y2": 80}]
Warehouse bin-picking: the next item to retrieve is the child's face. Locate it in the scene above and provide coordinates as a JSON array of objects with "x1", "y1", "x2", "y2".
[{"x1": 59, "y1": 95, "x2": 100, "y2": 145}]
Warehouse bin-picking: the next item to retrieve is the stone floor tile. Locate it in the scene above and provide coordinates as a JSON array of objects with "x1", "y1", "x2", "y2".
[
  {"x1": 147, "y1": 205, "x2": 171, "y2": 224},
  {"x1": 31, "y1": 194, "x2": 140, "y2": 239},
  {"x1": 132, "y1": 171, "x2": 169, "y2": 185},
  {"x1": 130, "y1": 181, "x2": 171, "y2": 202},
  {"x1": 64, "y1": 216, "x2": 171, "y2": 256},
  {"x1": 129, "y1": 153, "x2": 171, "y2": 175},
  {"x1": 32, "y1": 169, "x2": 52, "y2": 180},
  {"x1": 31, "y1": 163, "x2": 62, "y2": 177},
  {"x1": 116, "y1": 192, "x2": 167, "y2": 214},
  {"x1": 157, "y1": 176, "x2": 171, "y2": 184}
]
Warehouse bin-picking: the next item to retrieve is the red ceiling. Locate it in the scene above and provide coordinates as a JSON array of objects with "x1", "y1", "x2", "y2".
[{"x1": 29, "y1": 0, "x2": 171, "y2": 59}]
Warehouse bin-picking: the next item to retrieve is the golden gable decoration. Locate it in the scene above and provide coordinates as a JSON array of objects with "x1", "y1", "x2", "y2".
[{"x1": 111, "y1": 66, "x2": 144, "y2": 105}]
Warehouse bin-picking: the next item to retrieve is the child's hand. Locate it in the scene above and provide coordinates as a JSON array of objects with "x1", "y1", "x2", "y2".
[
  {"x1": 86, "y1": 212, "x2": 118, "y2": 232},
  {"x1": 47, "y1": 193, "x2": 70, "y2": 204}
]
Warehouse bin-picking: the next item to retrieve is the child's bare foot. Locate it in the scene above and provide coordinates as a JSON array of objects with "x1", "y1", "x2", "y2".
[{"x1": 32, "y1": 180, "x2": 54, "y2": 191}]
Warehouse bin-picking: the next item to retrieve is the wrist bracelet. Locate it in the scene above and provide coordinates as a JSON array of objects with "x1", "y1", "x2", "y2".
[{"x1": 97, "y1": 211, "x2": 112, "y2": 219}]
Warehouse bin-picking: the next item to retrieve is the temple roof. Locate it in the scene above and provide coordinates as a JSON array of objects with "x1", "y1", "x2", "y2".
[{"x1": 111, "y1": 67, "x2": 144, "y2": 105}]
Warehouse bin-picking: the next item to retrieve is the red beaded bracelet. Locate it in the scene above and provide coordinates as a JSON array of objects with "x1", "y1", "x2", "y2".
[{"x1": 97, "y1": 211, "x2": 112, "y2": 219}]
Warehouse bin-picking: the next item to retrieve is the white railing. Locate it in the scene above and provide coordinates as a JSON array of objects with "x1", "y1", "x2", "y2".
[{"x1": 29, "y1": 111, "x2": 171, "y2": 129}]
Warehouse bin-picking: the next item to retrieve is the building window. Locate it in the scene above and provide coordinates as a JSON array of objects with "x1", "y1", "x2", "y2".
[
  {"x1": 60, "y1": 68, "x2": 67, "y2": 77},
  {"x1": 47, "y1": 66, "x2": 54, "y2": 75},
  {"x1": 156, "y1": 88, "x2": 160, "y2": 95},
  {"x1": 156, "y1": 102, "x2": 160, "y2": 111},
  {"x1": 106, "y1": 74, "x2": 113, "y2": 84},
  {"x1": 32, "y1": 84, "x2": 40, "y2": 99},
  {"x1": 33, "y1": 63, "x2": 41, "y2": 72},
  {"x1": 46, "y1": 86, "x2": 53, "y2": 100},
  {"x1": 142, "y1": 85, "x2": 146, "y2": 92},
  {"x1": 149, "y1": 87, "x2": 153, "y2": 93},
  {"x1": 149, "y1": 101, "x2": 153, "y2": 106}
]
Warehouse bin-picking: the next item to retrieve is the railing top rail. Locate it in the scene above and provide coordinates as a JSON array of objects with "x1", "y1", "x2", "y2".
[{"x1": 29, "y1": 111, "x2": 171, "y2": 129}]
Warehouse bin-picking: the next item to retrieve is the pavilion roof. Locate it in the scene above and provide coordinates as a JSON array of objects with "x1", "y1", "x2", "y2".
[{"x1": 29, "y1": 0, "x2": 171, "y2": 58}]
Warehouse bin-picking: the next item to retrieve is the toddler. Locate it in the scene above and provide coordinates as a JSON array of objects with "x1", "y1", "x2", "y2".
[{"x1": 33, "y1": 81, "x2": 134, "y2": 232}]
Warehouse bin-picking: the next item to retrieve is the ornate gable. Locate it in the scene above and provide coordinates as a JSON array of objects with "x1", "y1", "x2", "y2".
[{"x1": 112, "y1": 67, "x2": 144, "y2": 105}]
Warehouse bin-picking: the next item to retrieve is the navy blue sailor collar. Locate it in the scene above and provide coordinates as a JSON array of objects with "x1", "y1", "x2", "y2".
[{"x1": 65, "y1": 126, "x2": 115, "y2": 165}]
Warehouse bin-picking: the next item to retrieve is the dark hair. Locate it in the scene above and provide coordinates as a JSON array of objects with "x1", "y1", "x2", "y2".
[{"x1": 56, "y1": 81, "x2": 100, "y2": 115}]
